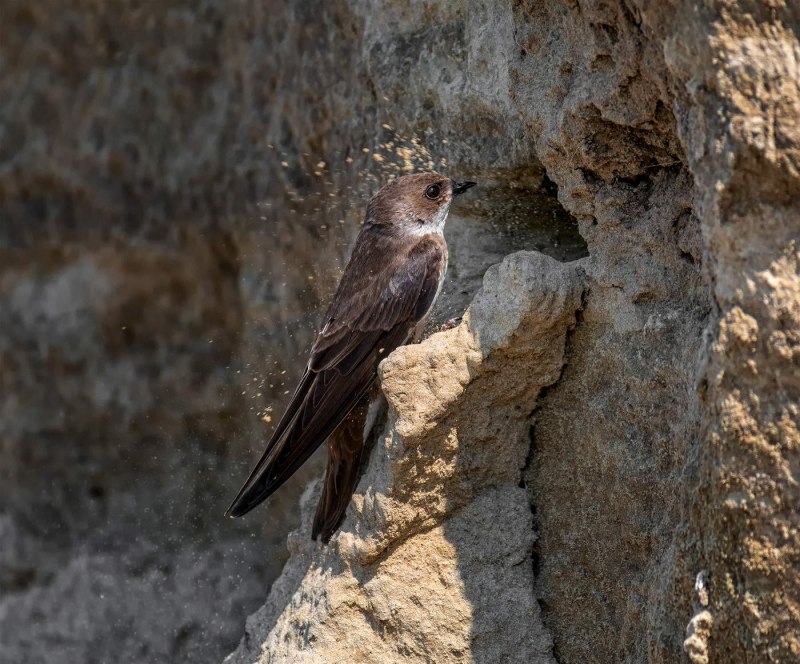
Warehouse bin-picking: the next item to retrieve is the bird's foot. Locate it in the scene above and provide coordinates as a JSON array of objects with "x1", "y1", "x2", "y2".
[{"x1": 436, "y1": 316, "x2": 462, "y2": 333}]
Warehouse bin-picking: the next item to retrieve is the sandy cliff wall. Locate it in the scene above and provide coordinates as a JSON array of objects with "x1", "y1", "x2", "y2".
[
  {"x1": 1, "y1": 2, "x2": 576, "y2": 662},
  {"x1": 2, "y1": 0, "x2": 797, "y2": 662},
  {"x1": 226, "y1": 1, "x2": 799, "y2": 663}
]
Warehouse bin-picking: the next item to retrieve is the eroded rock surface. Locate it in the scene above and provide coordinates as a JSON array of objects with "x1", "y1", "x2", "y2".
[
  {"x1": 225, "y1": 1, "x2": 799, "y2": 663},
  {"x1": 1, "y1": 2, "x2": 581, "y2": 661},
  {"x1": 3, "y1": 0, "x2": 797, "y2": 662}
]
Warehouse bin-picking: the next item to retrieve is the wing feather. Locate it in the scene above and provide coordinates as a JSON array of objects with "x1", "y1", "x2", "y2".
[{"x1": 226, "y1": 230, "x2": 445, "y2": 518}]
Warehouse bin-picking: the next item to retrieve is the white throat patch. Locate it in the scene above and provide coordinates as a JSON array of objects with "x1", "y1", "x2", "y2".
[{"x1": 409, "y1": 202, "x2": 451, "y2": 237}]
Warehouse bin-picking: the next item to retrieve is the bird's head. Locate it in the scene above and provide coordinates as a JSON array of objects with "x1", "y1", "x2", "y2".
[{"x1": 365, "y1": 172, "x2": 476, "y2": 234}]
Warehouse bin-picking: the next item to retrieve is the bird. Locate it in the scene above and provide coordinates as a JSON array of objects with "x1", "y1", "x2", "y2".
[{"x1": 226, "y1": 172, "x2": 477, "y2": 542}]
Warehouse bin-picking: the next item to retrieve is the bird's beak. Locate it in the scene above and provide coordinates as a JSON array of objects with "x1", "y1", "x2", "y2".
[{"x1": 452, "y1": 180, "x2": 477, "y2": 196}]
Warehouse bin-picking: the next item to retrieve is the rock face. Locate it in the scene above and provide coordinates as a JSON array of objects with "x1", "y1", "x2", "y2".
[
  {"x1": 2, "y1": 0, "x2": 797, "y2": 663},
  {"x1": 224, "y1": 1, "x2": 799, "y2": 663},
  {"x1": 1, "y1": 2, "x2": 582, "y2": 661},
  {"x1": 0, "y1": 224, "x2": 345, "y2": 663},
  {"x1": 0, "y1": 2, "x2": 369, "y2": 661}
]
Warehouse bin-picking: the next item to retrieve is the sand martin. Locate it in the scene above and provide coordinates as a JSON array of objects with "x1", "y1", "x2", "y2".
[{"x1": 226, "y1": 172, "x2": 476, "y2": 541}]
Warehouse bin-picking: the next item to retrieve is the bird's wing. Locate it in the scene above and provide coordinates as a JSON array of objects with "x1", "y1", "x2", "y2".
[{"x1": 226, "y1": 233, "x2": 446, "y2": 518}]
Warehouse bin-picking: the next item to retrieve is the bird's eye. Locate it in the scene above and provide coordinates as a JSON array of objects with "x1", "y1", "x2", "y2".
[{"x1": 424, "y1": 183, "x2": 441, "y2": 200}]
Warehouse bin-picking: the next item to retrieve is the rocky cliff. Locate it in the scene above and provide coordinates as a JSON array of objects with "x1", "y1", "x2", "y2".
[
  {"x1": 224, "y1": 1, "x2": 800, "y2": 663},
  {"x1": 1, "y1": 1, "x2": 797, "y2": 663}
]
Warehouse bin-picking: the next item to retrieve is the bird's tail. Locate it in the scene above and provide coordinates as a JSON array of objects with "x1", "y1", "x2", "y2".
[
  {"x1": 312, "y1": 396, "x2": 370, "y2": 542},
  {"x1": 225, "y1": 369, "x2": 316, "y2": 518}
]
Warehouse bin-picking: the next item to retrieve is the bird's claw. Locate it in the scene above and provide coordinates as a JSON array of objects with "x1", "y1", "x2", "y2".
[{"x1": 436, "y1": 316, "x2": 462, "y2": 332}]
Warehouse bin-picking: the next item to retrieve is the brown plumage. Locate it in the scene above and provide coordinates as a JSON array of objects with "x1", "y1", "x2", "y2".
[
  {"x1": 312, "y1": 394, "x2": 370, "y2": 542},
  {"x1": 226, "y1": 173, "x2": 476, "y2": 542}
]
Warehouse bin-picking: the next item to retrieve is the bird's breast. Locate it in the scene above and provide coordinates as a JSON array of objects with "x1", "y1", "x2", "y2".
[{"x1": 414, "y1": 236, "x2": 448, "y2": 339}]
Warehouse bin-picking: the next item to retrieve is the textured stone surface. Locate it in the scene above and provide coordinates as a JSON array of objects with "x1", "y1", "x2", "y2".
[
  {"x1": 3, "y1": 0, "x2": 797, "y2": 662},
  {"x1": 225, "y1": 1, "x2": 799, "y2": 663},
  {"x1": 226, "y1": 252, "x2": 583, "y2": 664},
  {"x1": 650, "y1": 2, "x2": 800, "y2": 660},
  {"x1": 0, "y1": 2, "x2": 582, "y2": 661},
  {"x1": 511, "y1": 3, "x2": 710, "y2": 661}
]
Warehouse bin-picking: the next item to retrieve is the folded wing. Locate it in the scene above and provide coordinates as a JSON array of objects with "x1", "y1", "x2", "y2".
[{"x1": 225, "y1": 231, "x2": 445, "y2": 518}]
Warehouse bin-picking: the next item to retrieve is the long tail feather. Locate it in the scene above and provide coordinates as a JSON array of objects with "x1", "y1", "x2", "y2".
[
  {"x1": 224, "y1": 369, "x2": 315, "y2": 517},
  {"x1": 312, "y1": 396, "x2": 370, "y2": 542},
  {"x1": 226, "y1": 325, "x2": 409, "y2": 525}
]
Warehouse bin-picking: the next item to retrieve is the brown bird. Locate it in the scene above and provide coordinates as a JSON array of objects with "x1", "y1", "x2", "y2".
[{"x1": 226, "y1": 173, "x2": 476, "y2": 542}]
